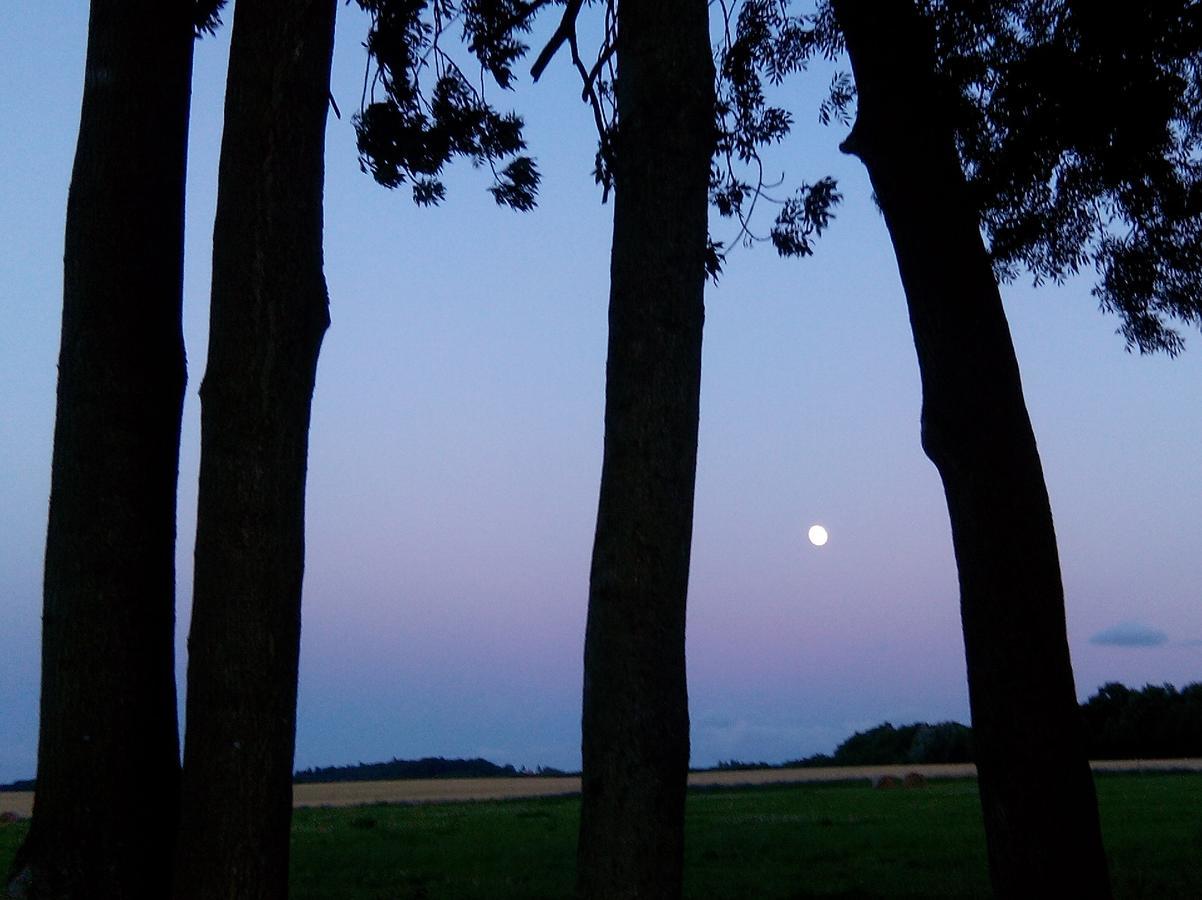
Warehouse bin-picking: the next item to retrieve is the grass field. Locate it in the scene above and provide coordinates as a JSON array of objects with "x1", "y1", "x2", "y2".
[{"x1": 2, "y1": 773, "x2": 1199, "y2": 896}]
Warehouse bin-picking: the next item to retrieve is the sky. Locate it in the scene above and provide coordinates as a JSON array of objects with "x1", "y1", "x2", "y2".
[{"x1": 2, "y1": 3, "x2": 1200, "y2": 784}]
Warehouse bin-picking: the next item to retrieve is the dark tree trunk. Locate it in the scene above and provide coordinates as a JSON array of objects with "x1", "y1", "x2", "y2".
[
  {"x1": 6, "y1": 3, "x2": 193, "y2": 897},
  {"x1": 831, "y1": 1, "x2": 1111, "y2": 896},
  {"x1": 575, "y1": 2, "x2": 715, "y2": 897},
  {"x1": 171, "y1": 1, "x2": 335, "y2": 898}
]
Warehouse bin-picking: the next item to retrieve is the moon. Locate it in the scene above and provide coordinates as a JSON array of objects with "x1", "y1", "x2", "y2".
[{"x1": 807, "y1": 524, "x2": 829, "y2": 547}]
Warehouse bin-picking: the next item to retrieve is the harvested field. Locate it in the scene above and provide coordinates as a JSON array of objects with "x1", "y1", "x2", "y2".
[
  {"x1": 2, "y1": 758, "x2": 1198, "y2": 818},
  {"x1": 290, "y1": 765, "x2": 982, "y2": 808},
  {"x1": 290, "y1": 759, "x2": 1202, "y2": 808},
  {"x1": 0, "y1": 794, "x2": 31, "y2": 819}
]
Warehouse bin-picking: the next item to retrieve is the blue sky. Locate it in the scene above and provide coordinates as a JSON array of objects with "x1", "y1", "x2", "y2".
[{"x1": 2, "y1": 3, "x2": 1200, "y2": 783}]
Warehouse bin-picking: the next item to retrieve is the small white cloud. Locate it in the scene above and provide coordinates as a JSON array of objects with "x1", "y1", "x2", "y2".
[{"x1": 1090, "y1": 622, "x2": 1168, "y2": 648}]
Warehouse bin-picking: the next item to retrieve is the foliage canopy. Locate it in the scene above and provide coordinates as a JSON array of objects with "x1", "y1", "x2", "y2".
[
  {"x1": 351, "y1": 0, "x2": 845, "y2": 272},
  {"x1": 928, "y1": 0, "x2": 1202, "y2": 354},
  {"x1": 354, "y1": 0, "x2": 543, "y2": 210}
]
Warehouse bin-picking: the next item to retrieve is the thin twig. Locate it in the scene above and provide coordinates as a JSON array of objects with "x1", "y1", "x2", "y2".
[{"x1": 582, "y1": 40, "x2": 618, "y2": 102}]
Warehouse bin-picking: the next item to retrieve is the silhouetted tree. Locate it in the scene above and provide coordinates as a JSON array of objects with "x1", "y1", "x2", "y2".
[
  {"x1": 822, "y1": 1, "x2": 1202, "y2": 892},
  {"x1": 527, "y1": 5, "x2": 845, "y2": 893},
  {"x1": 829, "y1": 1, "x2": 1110, "y2": 895},
  {"x1": 292, "y1": 756, "x2": 522, "y2": 783},
  {"x1": 171, "y1": 1, "x2": 336, "y2": 897},
  {"x1": 5, "y1": 3, "x2": 217, "y2": 897},
  {"x1": 351, "y1": 4, "x2": 837, "y2": 893},
  {"x1": 562, "y1": 2, "x2": 715, "y2": 895},
  {"x1": 907, "y1": 721, "x2": 974, "y2": 764},
  {"x1": 355, "y1": 2, "x2": 712, "y2": 892},
  {"x1": 354, "y1": 2, "x2": 708, "y2": 893},
  {"x1": 521, "y1": 4, "x2": 839, "y2": 892},
  {"x1": 932, "y1": 0, "x2": 1202, "y2": 356},
  {"x1": 1082, "y1": 682, "x2": 1202, "y2": 759},
  {"x1": 818, "y1": 721, "x2": 974, "y2": 766}
]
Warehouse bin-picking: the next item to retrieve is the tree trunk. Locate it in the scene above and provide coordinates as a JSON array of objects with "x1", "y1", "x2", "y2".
[
  {"x1": 6, "y1": 3, "x2": 193, "y2": 898},
  {"x1": 575, "y1": 2, "x2": 715, "y2": 897},
  {"x1": 830, "y1": 1, "x2": 1111, "y2": 896},
  {"x1": 171, "y1": 2, "x2": 335, "y2": 898}
]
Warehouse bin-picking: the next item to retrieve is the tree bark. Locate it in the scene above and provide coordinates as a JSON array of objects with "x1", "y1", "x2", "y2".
[
  {"x1": 6, "y1": 3, "x2": 193, "y2": 898},
  {"x1": 575, "y1": 2, "x2": 715, "y2": 897},
  {"x1": 171, "y1": 2, "x2": 335, "y2": 898},
  {"x1": 831, "y1": 1, "x2": 1111, "y2": 896}
]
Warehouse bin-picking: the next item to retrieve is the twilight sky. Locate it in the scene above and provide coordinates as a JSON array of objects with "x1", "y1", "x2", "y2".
[{"x1": 2, "y1": 4, "x2": 1200, "y2": 783}]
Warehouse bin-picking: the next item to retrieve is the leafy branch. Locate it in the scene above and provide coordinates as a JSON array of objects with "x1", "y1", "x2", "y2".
[
  {"x1": 355, "y1": 0, "x2": 543, "y2": 210},
  {"x1": 709, "y1": 0, "x2": 845, "y2": 270},
  {"x1": 528, "y1": 0, "x2": 847, "y2": 275}
]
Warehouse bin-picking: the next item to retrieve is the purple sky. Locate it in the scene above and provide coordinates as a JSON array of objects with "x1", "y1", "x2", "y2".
[{"x1": 2, "y1": 4, "x2": 1200, "y2": 783}]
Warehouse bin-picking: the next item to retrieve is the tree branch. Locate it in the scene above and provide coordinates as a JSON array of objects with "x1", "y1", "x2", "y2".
[
  {"x1": 530, "y1": 0, "x2": 584, "y2": 82},
  {"x1": 582, "y1": 39, "x2": 618, "y2": 101}
]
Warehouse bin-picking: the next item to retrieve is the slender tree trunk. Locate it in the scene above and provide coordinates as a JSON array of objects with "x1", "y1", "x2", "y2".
[
  {"x1": 171, "y1": 2, "x2": 335, "y2": 897},
  {"x1": 6, "y1": 3, "x2": 193, "y2": 897},
  {"x1": 575, "y1": 2, "x2": 715, "y2": 897},
  {"x1": 831, "y1": 1, "x2": 1110, "y2": 896}
]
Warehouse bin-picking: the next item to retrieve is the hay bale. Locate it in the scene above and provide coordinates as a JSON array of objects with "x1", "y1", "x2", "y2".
[
  {"x1": 873, "y1": 774, "x2": 903, "y2": 789},
  {"x1": 0, "y1": 811, "x2": 21, "y2": 825},
  {"x1": 903, "y1": 772, "x2": 927, "y2": 788}
]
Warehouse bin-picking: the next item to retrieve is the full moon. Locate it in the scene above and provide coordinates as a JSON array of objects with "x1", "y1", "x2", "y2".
[{"x1": 808, "y1": 524, "x2": 829, "y2": 547}]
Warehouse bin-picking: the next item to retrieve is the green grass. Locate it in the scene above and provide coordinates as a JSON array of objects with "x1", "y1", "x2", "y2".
[
  {"x1": 1, "y1": 773, "x2": 1199, "y2": 896},
  {"x1": 286, "y1": 773, "x2": 1202, "y2": 898},
  {"x1": 682, "y1": 778, "x2": 991, "y2": 898},
  {"x1": 290, "y1": 800, "x2": 578, "y2": 898},
  {"x1": 0, "y1": 822, "x2": 22, "y2": 878}
]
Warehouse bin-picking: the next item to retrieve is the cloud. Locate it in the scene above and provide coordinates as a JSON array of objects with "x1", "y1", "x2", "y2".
[{"x1": 1090, "y1": 622, "x2": 1168, "y2": 648}]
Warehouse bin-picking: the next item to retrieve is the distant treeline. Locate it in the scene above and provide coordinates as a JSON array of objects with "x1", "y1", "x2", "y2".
[
  {"x1": 790, "y1": 720, "x2": 975, "y2": 769},
  {"x1": 711, "y1": 723, "x2": 970, "y2": 771},
  {"x1": 1081, "y1": 682, "x2": 1202, "y2": 760},
  {"x1": 716, "y1": 682, "x2": 1202, "y2": 771},
  {"x1": 292, "y1": 756, "x2": 569, "y2": 784},
  {"x1": 6, "y1": 683, "x2": 1199, "y2": 791}
]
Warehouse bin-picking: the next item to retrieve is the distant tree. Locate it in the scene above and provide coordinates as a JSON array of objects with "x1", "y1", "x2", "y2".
[
  {"x1": 1082, "y1": 681, "x2": 1202, "y2": 759},
  {"x1": 907, "y1": 721, "x2": 974, "y2": 764},
  {"x1": 827, "y1": 723, "x2": 921, "y2": 766},
  {"x1": 816, "y1": 721, "x2": 974, "y2": 766},
  {"x1": 171, "y1": 1, "x2": 337, "y2": 897},
  {"x1": 6, "y1": 3, "x2": 214, "y2": 897},
  {"x1": 793, "y1": 681, "x2": 1202, "y2": 769},
  {"x1": 293, "y1": 756, "x2": 522, "y2": 783}
]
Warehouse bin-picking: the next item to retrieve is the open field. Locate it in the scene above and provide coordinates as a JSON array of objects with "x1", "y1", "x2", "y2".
[
  {"x1": 285, "y1": 758, "x2": 1202, "y2": 809},
  {"x1": 2, "y1": 768, "x2": 1200, "y2": 897},
  {"x1": 284, "y1": 764, "x2": 987, "y2": 810},
  {"x1": 3, "y1": 758, "x2": 1201, "y2": 817}
]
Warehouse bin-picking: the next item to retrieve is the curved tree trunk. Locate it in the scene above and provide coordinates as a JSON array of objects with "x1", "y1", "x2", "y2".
[
  {"x1": 6, "y1": 3, "x2": 193, "y2": 897},
  {"x1": 171, "y1": 1, "x2": 336, "y2": 897},
  {"x1": 575, "y1": 2, "x2": 715, "y2": 897},
  {"x1": 831, "y1": 1, "x2": 1111, "y2": 896}
]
